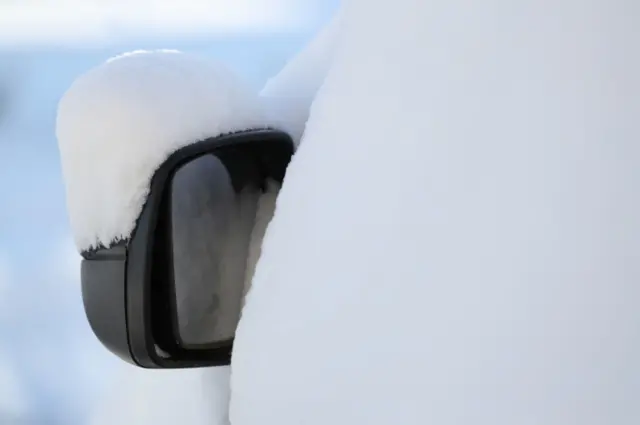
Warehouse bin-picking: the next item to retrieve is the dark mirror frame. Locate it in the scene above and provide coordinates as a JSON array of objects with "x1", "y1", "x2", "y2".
[{"x1": 81, "y1": 129, "x2": 294, "y2": 369}]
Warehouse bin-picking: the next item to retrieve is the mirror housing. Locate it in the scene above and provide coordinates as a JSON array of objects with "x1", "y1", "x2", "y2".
[{"x1": 80, "y1": 129, "x2": 294, "y2": 368}]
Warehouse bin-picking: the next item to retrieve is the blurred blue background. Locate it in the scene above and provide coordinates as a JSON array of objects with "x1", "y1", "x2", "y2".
[{"x1": 0, "y1": 1, "x2": 338, "y2": 424}]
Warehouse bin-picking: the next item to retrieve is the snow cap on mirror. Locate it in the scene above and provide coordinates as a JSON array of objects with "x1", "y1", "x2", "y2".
[{"x1": 56, "y1": 49, "x2": 269, "y2": 253}]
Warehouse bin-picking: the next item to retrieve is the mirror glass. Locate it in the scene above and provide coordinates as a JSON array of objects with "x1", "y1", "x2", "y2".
[{"x1": 169, "y1": 154, "x2": 261, "y2": 348}]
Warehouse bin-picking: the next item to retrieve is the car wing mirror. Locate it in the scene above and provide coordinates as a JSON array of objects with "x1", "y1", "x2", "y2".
[{"x1": 80, "y1": 129, "x2": 294, "y2": 368}]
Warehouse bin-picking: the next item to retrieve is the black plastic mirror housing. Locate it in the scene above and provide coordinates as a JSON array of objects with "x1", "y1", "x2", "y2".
[{"x1": 80, "y1": 129, "x2": 294, "y2": 368}]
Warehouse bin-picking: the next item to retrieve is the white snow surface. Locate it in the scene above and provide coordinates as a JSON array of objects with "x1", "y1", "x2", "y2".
[
  {"x1": 56, "y1": 49, "x2": 270, "y2": 252},
  {"x1": 64, "y1": 1, "x2": 640, "y2": 424},
  {"x1": 260, "y1": 9, "x2": 342, "y2": 144},
  {"x1": 230, "y1": 0, "x2": 640, "y2": 424}
]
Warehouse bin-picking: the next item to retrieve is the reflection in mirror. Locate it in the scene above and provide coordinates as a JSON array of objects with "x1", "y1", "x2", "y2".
[{"x1": 170, "y1": 154, "x2": 260, "y2": 348}]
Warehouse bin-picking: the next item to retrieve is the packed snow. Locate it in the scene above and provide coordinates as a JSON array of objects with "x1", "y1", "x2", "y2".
[
  {"x1": 230, "y1": 0, "x2": 640, "y2": 424},
  {"x1": 56, "y1": 28, "x2": 332, "y2": 425},
  {"x1": 260, "y1": 10, "x2": 342, "y2": 144},
  {"x1": 56, "y1": 49, "x2": 270, "y2": 252},
  {"x1": 57, "y1": 0, "x2": 640, "y2": 424}
]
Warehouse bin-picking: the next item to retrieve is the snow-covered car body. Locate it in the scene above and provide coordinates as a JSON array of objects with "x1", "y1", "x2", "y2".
[{"x1": 57, "y1": 0, "x2": 639, "y2": 424}]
